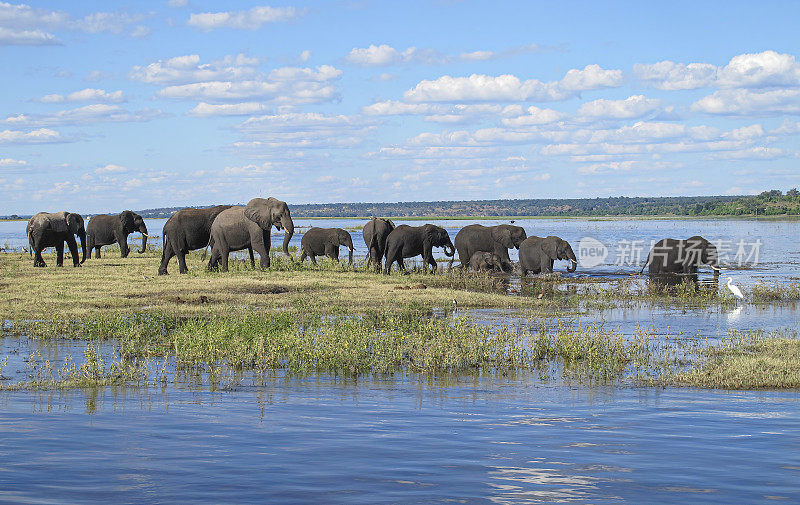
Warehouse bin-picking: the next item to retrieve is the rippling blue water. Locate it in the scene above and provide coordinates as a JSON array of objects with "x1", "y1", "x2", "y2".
[{"x1": 1, "y1": 375, "x2": 799, "y2": 503}]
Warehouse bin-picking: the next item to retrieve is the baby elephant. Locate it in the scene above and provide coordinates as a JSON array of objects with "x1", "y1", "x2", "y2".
[
  {"x1": 299, "y1": 227, "x2": 354, "y2": 264},
  {"x1": 469, "y1": 251, "x2": 504, "y2": 272}
]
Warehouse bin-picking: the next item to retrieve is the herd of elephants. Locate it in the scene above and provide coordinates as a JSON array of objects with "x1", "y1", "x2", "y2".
[{"x1": 24, "y1": 197, "x2": 721, "y2": 279}]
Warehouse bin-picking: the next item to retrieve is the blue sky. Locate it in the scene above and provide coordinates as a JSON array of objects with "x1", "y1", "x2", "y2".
[{"x1": 1, "y1": 0, "x2": 800, "y2": 214}]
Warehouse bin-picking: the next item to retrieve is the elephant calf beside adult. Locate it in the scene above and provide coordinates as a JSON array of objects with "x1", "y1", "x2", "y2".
[
  {"x1": 26, "y1": 211, "x2": 87, "y2": 267},
  {"x1": 207, "y1": 197, "x2": 294, "y2": 273},
  {"x1": 300, "y1": 227, "x2": 354, "y2": 265},
  {"x1": 640, "y1": 236, "x2": 720, "y2": 276},
  {"x1": 362, "y1": 217, "x2": 395, "y2": 271},
  {"x1": 451, "y1": 224, "x2": 527, "y2": 272},
  {"x1": 85, "y1": 210, "x2": 150, "y2": 259},
  {"x1": 383, "y1": 224, "x2": 454, "y2": 274},
  {"x1": 469, "y1": 251, "x2": 504, "y2": 273},
  {"x1": 519, "y1": 236, "x2": 578, "y2": 275},
  {"x1": 158, "y1": 205, "x2": 233, "y2": 275}
]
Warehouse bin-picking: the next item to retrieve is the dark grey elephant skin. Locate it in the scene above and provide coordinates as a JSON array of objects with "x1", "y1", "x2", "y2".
[
  {"x1": 158, "y1": 205, "x2": 232, "y2": 275},
  {"x1": 451, "y1": 224, "x2": 526, "y2": 272},
  {"x1": 469, "y1": 251, "x2": 504, "y2": 273},
  {"x1": 640, "y1": 236, "x2": 719, "y2": 276},
  {"x1": 383, "y1": 224, "x2": 455, "y2": 274},
  {"x1": 300, "y1": 227, "x2": 354, "y2": 264},
  {"x1": 85, "y1": 211, "x2": 149, "y2": 259},
  {"x1": 519, "y1": 236, "x2": 578, "y2": 275},
  {"x1": 207, "y1": 197, "x2": 294, "y2": 273},
  {"x1": 362, "y1": 217, "x2": 395, "y2": 271},
  {"x1": 26, "y1": 211, "x2": 86, "y2": 267}
]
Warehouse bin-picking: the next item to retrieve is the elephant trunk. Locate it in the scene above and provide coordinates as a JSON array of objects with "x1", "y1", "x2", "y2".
[
  {"x1": 79, "y1": 229, "x2": 87, "y2": 264},
  {"x1": 281, "y1": 215, "x2": 294, "y2": 257},
  {"x1": 444, "y1": 240, "x2": 455, "y2": 257},
  {"x1": 138, "y1": 224, "x2": 148, "y2": 254},
  {"x1": 566, "y1": 246, "x2": 578, "y2": 273}
]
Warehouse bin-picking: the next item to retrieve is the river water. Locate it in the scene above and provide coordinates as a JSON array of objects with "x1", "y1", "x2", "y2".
[{"x1": 1, "y1": 217, "x2": 799, "y2": 503}]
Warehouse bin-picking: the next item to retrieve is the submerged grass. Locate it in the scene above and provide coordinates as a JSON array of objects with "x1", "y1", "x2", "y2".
[{"x1": 676, "y1": 329, "x2": 800, "y2": 389}]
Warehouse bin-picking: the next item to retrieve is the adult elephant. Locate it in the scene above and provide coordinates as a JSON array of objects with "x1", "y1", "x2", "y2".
[
  {"x1": 519, "y1": 236, "x2": 578, "y2": 275},
  {"x1": 26, "y1": 211, "x2": 86, "y2": 267},
  {"x1": 362, "y1": 217, "x2": 395, "y2": 271},
  {"x1": 158, "y1": 205, "x2": 233, "y2": 275},
  {"x1": 207, "y1": 197, "x2": 294, "y2": 273},
  {"x1": 300, "y1": 227, "x2": 354, "y2": 265},
  {"x1": 639, "y1": 236, "x2": 720, "y2": 276},
  {"x1": 383, "y1": 224, "x2": 455, "y2": 275},
  {"x1": 450, "y1": 224, "x2": 527, "y2": 272},
  {"x1": 85, "y1": 210, "x2": 150, "y2": 259}
]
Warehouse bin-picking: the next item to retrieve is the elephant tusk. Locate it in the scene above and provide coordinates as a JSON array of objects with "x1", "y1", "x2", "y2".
[
  {"x1": 570, "y1": 258, "x2": 577, "y2": 263},
  {"x1": 711, "y1": 265, "x2": 721, "y2": 272}
]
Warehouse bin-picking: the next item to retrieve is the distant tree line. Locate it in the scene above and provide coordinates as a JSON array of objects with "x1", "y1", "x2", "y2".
[{"x1": 4, "y1": 190, "x2": 800, "y2": 220}]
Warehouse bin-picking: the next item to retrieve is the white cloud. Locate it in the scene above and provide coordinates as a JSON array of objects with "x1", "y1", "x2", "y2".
[
  {"x1": 187, "y1": 6, "x2": 305, "y2": 30},
  {"x1": 130, "y1": 25, "x2": 150, "y2": 37},
  {"x1": 157, "y1": 65, "x2": 341, "y2": 105},
  {"x1": 1, "y1": 104, "x2": 164, "y2": 127},
  {"x1": 299, "y1": 49, "x2": 311, "y2": 62},
  {"x1": 636, "y1": 51, "x2": 800, "y2": 91},
  {"x1": 344, "y1": 44, "x2": 445, "y2": 66},
  {"x1": 708, "y1": 147, "x2": 793, "y2": 160},
  {"x1": 577, "y1": 95, "x2": 662, "y2": 120},
  {"x1": 0, "y1": 26, "x2": 58, "y2": 45},
  {"x1": 460, "y1": 50, "x2": 493, "y2": 61},
  {"x1": 189, "y1": 102, "x2": 272, "y2": 116},
  {"x1": 130, "y1": 53, "x2": 260, "y2": 85},
  {"x1": 95, "y1": 163, "x2": 128, "y2": 173},
  {"x1": 692, "y1": 88, "x2": 800, "y2": 116},
  {"x1": 403, "y1": 65, "x2": 622, "y2": 103},
  {"x1": 501, "y1": 106, "x2": 565, "y2": 126},
  {"x1": 167, "y1": 0, "x2": 188, "y2": 6},
  {"x1": 0, "y1": 128, "x2": 67, "y2": 144},
  {"x1": 37, "y1": 88, "x2": 125, "y2": 103},
  {"x1": 0, "y1": 157, "x2": 27, "y2": 166}
]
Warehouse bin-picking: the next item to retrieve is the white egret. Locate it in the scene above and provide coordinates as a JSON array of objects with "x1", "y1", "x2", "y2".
[{"x1": 726, "y1": 277, "x2": 744, "y2": 300}]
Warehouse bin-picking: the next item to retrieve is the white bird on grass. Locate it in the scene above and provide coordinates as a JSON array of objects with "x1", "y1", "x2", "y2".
[{"x1": 726, "y1": 277, "x2": 744, "y2": 300}]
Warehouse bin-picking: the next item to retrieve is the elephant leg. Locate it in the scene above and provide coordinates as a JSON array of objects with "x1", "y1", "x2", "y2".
[
  {"x1": 309, "y1": 252, "x2": 317, "y2": 265},
  {"x1": 539, "y1": 256, "x2": 551, "y2": 274},
  {"x1": 299, "y1": 248, "x2": 308, "y2": 263},
  {"x1": 219, "y1": 245, "x2": 230, "y2": 273},
  {"x1": 33, "y1": 245, "x2": 46, "y2": 267},
  {"x1": 252, "y1": 230, "x2": 269, "y2": 269},
  {"x1": 159, "y1": 244, "x2": 174, "y2": 275},
  {"x1": 177, "y1": 250, "x2": 189, "y2": 274},
  {"x1": 325, "y1": 244, "x2": 337, "y2": 262},
  {"x1": 117, "y1": 232, "x2": 129, "y2": 258},
  {"x1": 426, "y1": 254, "x2": 437, "y2": 274},
  {"x1": 66, "y1": 235, "x2": 80, "y2": 267},
  {"x1": 248, "y1": 247, "x2": 256, "y2": 269},
  {"x1": 55, "y1": 241, "x2": 65, "y2": 267},
  {"x1": 95, "y1": 246, "x2": 101, "y2": 259}
]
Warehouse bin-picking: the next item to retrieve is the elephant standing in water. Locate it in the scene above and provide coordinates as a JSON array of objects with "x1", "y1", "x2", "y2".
[
  {"x1": 450, "y1": 224, "x2": 527, "y2": 272},
  {"x1": 519, "y1": 236, "x2": 578, "y2": 275},
  {"x1": 362, "y1": 217, "x2": 395, "y2": 271},
  {"x1": 158, "y1": 205, "x2": 233, "y2": 275},
  {"x1": 26, "y1": 211, "x2": 86, "y2": 267},
  {"x1": 207, "y1": 197, "x2": 294, "y2": 273},
  {"x1": 640, "y1": 236, "x2": 719, "y2": 276},
  {"x1": 469, "y1": 251, "x2": 504, "y2": 273},
  {"x1": 85, "y1": 210, "x2": 149, "y2": 259},
  {"x1": 383, "y1": 224, "x2": 455, "y2": 274},
  {"x1": 300, "y1": 227, "x2": 354, "y2": 264}
]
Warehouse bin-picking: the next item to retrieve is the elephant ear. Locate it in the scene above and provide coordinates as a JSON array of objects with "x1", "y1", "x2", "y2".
[
  {"x1": 244, "y1": 198, "x2": 272, "y2": 230},
  {"x1": 492, "y1": 227, "x2": 514, "y2": 249},
  {"x1": 120, "y1": 211, "x2": 135, "y2": 232},
  {"x1": 49, "y1": 211, "x2": 70, "y2": 233},
  {"x1": 66, "y1": 213, "x2": 83, "y2": 234},
  {"x1": 540, "y1": 237, "x2": 558, "y2": 259}
]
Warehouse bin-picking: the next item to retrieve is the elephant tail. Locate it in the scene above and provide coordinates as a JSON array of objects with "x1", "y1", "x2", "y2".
[
  {"x1": 201, "y1": 236, "x2": 213, "y2": 261},
  {"x1": 27, "y1": 229, "x2": 33, "y2": 257}
]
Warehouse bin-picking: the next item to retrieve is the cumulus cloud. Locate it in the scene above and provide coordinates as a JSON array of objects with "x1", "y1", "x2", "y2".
[
  {"x1": 577, "y1": 95, "x2": 662, "y2": 120},
  {"x1": 0, "y1": 128, "x2": 68, "y2": 144},
  {"x1": 187, "y1": 5, "x2": 305, "y2": 30},
  {"x1": 0, "y1": 2, "x2": 149, "y2": 44},
  {"x1": 0, "y1": 157, "x2": 27, "y2": 166},
  {"x1": 157, "y1": 65, "x2": 341, "y2": 105},
  {"x1": 344, "y1": 44, "x2": 445, "y2": 66},
  {"x1": 189, "y1": 102, "x2": 272, "y2": 117},
  {"x1": 130, "y1": 53, "x2": 260, "y2": 85},
  {"x1": 37, "y1": 88, "x2": 125, "y2": 103},
  {"x1": 501, "y1": 106, "x2": 566, "y2": 126},
  {"x1": 95, "y1": 163, "x2": 128, "y2": 173},
  {"x1": 636, "y1": 51, "x2": 800, "y2": 90},
  {"x1": 402, "y1": 65, "x2": 623, "y2": 103},
  {"x1": 1, "y1": 104, "x2": 164, "y2": 127},
  {"x1": 691, "y1": 88, "x2": 800, "y2": 116},
  {"x1": 707, "y1": 146, "x2": 794, "y2": 160}
]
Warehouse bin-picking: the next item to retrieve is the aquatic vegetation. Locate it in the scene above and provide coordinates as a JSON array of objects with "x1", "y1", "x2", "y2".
[
  {"x1": 749, "y1": 281, "x2": 800, "y2": 302},
  {"x1": 676, "y1": 329, "x2": 800, "y2": 389}
]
